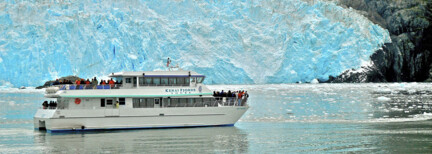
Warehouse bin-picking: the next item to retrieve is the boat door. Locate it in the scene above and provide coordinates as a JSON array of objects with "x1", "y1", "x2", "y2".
[
  {"x1": 154, "y1": 98, "x2": 161, "y2": 108},
  {"x1": 104, "y1": 99, "x2": 119, "y2": 116}
]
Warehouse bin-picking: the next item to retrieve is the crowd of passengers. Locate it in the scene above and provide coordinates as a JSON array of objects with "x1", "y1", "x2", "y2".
[
  {"x1": 52, "y1": 77, "x2": 122, "y2": 87},
  {"x1": 213, "y1": 90, "x2": 249, "y2": 106},
  {"x1": 42, "y1": 101, "x2": 57, "y2": 109}
]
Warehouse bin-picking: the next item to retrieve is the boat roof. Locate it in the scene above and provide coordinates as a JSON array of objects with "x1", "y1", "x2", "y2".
[{"x1": 108, "y1": 70, "x2": 205, "y2": 78}]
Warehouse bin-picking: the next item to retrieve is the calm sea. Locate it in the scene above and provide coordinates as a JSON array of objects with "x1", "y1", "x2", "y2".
[{"x1": 1, "y1": 83, "x2": 432, "y2": 153}]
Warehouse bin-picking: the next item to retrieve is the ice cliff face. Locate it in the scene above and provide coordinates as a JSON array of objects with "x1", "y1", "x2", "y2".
[
  {"x1": 330, "y1": 0, "x2": 432, "y2": 83},
  {"x1": 0, "y1": 0, "x2": 390, "y2": 87}
]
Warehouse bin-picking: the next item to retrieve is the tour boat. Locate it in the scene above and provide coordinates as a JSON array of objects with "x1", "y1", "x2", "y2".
[{"x1": 34, "y1": 70, "x2": 249, "y2": 132}]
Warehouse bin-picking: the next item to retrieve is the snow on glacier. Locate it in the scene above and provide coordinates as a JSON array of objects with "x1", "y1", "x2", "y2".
[{"x1": 0, "y1": 0, "x2": 391, "y2": 87}]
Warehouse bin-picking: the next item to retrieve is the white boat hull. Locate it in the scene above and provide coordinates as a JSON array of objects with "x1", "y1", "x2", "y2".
[{"x1": 34, "y1": 106, "x2": 248, "y2": 132}]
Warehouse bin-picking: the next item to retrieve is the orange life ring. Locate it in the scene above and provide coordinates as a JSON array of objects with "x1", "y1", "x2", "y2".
[{"x1": 75, "y1": 98, "x2": 81, "y2": 104}]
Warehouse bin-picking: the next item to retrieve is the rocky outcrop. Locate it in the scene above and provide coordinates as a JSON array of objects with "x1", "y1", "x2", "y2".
[
  {"x1": 328, "y1": 0, "x2": 432, "y2": 82},
  {"x1": 36, "y1": 76, "x2": 82, "y2": 89}
]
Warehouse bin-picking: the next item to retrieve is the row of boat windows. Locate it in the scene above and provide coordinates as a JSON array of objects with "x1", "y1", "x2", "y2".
[
  {"x1": 121, "y1": 77, "x2": 205, "y2": 85},
  {"x1": 132, "y1": 98, "x2": 216, "y2": 108}
]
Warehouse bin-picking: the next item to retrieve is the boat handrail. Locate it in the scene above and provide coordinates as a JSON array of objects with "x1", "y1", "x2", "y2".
[{"x1": 50, "y1": 83, "x2": 196, "y2": 90}]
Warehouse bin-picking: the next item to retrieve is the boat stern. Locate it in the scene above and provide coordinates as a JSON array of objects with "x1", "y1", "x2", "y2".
[{"x1": 33, "y1": 109, "x2": 56, "y2": 130}]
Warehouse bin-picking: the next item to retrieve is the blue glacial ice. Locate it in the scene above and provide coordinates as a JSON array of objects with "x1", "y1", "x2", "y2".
[{"x1": 0, "y1": 0, "x2": 391, "y2": 87}]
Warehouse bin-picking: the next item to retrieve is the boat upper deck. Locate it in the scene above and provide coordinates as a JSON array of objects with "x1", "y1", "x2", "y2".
[
  {"x1": 109, "y1": 70, "x2": 205, "y2": 77},
  {"x1": 50, "y1": 70, "x2": 207, "y2": 90},
  {"x1": 45, "y1": 70, "x2": 213, "y2": 98}
]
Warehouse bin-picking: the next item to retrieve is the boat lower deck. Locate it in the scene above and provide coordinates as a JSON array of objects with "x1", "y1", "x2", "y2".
[{"x1": 34, "y1": 106, "x2": 248, "y2": 132}]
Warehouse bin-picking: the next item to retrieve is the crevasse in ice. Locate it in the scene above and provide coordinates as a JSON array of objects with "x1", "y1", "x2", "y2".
[{"x1": 0, "y1": 0, "x2": 391, "y2": 87}]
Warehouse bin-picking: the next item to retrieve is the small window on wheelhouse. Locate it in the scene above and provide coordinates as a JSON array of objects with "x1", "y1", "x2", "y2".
[
  {"x1": 197, "y1": 77, "x2": 204, "y2": 83},
  {"x1": 125, "y1": 78, "x2": 132, "y2": 83},
  {"x1": 101, "y1": 98, "x2": 105, "y2": 107},
  {"x1": 119, "y1": 98, "x2": 125, "y2": 105}
]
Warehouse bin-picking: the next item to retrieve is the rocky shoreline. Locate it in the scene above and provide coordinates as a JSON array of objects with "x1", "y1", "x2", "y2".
[{"x1": 328, "y1": 0, "x2": 432, "y2": 83}]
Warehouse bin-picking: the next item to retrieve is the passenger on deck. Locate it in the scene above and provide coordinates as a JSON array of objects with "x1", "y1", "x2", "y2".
[
  {"x1": 99, "y1": 80, "x2": 104, "y2": 85},
  {"x1": 92, "y1": 77, "x2": 98, "y2": 85},
  {"x1": 42, "y1": 101, "x2": 48, "y2": 109},
  {"x1": 53, "y1": 79, "x2": 60, "y2": 85},
  {"x1": 227, "y1": 90, "x2": 232, "y2": 103},
  {"x1": 109, "y1": 78, "x2": 115, "y2": 87},
  {"x1": 85, "y1": 79, "x2": 90, "y2": 85},
  {"x1": 75, "y1": 79, "x2": 81, "y2": 86},
  {"x1": 116, "y1": 101, "x2": 119, "y2": 109},
  {"x1": 237, "y1": 91, "x2": 243, "y2": 106},
  {"x1": 48, "y1": 101, "x2": 53, "y2": 109},
  {"x1": 80, "y1": 79, "x2": 85, "y2": 85}
]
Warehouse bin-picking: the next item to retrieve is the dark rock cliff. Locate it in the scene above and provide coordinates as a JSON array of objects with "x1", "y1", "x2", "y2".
[{"x1": 328, "y1": 0, "x2": 432, "y2": 83}]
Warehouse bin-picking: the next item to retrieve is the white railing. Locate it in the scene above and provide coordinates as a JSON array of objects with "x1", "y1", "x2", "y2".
[{"x1": 52, "y1": 84, "x2": 123, "y2": 90}]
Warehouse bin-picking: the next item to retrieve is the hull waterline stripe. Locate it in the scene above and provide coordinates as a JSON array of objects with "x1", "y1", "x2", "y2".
[
  {"x1": 47, "y1": 124, "x2": 235, "y2": 133},
  {"x1": 61, "y1": 93, "x2": 213, "y2": 98}
]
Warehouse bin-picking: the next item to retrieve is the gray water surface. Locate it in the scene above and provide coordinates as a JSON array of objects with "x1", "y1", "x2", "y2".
[{"x1": 1, "y1": 83, "x2": 432, "y2": 153}]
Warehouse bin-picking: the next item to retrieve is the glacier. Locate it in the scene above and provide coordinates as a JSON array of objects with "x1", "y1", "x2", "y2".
[{"x1": 0, "y1": 0, "x2": 390, "y2": 87}]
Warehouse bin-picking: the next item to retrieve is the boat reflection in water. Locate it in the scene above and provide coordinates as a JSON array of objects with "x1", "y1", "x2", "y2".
[{"x1": 34, "y1": 126, "x2": 249, "y2": 153}]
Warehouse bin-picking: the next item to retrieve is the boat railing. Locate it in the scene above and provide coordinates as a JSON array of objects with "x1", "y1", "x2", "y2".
[
  {"x1": 52, "y1": 84, "x2": 123, "y2": 90},
  {"x1": 213, "y1": 97, "x2": 248, "y2": 107},
  {"x1": 52, "y1": 83, "x2": 195, "y2": 90}
]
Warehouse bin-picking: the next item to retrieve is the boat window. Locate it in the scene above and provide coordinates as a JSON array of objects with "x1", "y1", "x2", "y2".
[
  {"x1": 139, "y1": 77, "x2": 145, "y2": 85},
  {"x1": 162, "y1": 98, "x2": 169, "y2": 107},
  {"x1": 161, "y1": 78, "x2": 168, "y2": 85},
  {"x1": 146, "y1": 98, "x2": 154, "y2": 107},
  {"x1": 106, "y1": 99, "x2": 113, "y2": 105},
  {"x1": 169, "y1": 78, "x2": 176, "y2": 85},
  {"x1": 119, "y1": 98, "x2": 125, "y2": 105},
  {"x1": 133, "y1": 99, "x2": 139, "y2": 108},
  {"x1": 153, "y1": 77, "x2": 160, "y2": 85},
  {"x1": 132, "y1": 98, "x2": 155, "y2": 108},
  {"x1": 125, "y1": 78, "x2": 132, "y2": 83},
  {"x1": 100, "y1": 99, "x2": 105, "y2": 107},
  {"x1": 179, "y1": 98, "x2": 187, "y2": 107},
  {"x1": 203, "y1": 98, "x2": 213, "y2": 106},
  {"x1": 114, "y1": 77, "x2": 123, "y2": 84},
  {"x1": 133, "y1": 77, "x2": 137, "y2": 85},
  {"x1": 171, "y1": 98, "x2": 179, "y2": 107},
  {"x1": 190, "y1": 77, "x2": 196, "y2": 83},
  {"x1": 197, "y1": 77, "x2": 204, "y2": 83},
  {"x1": 195, "y1": 98, "x2": 203, "y2": 107},
  {"x1": 140, "y1": 99, "x2": 148, "y2": 108},
  {"x1": 185, "y1": 77, "x2": 190, "y2": 84},
  {"x1": 187, "y1": 98, "x2": 194, "y2": 107},
  {"x1": 145, "y1": 77, "x2": 152, "y2": 84},
  {"x1": 177, "y1": 78, "x2": 185, "y2": 84}
]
